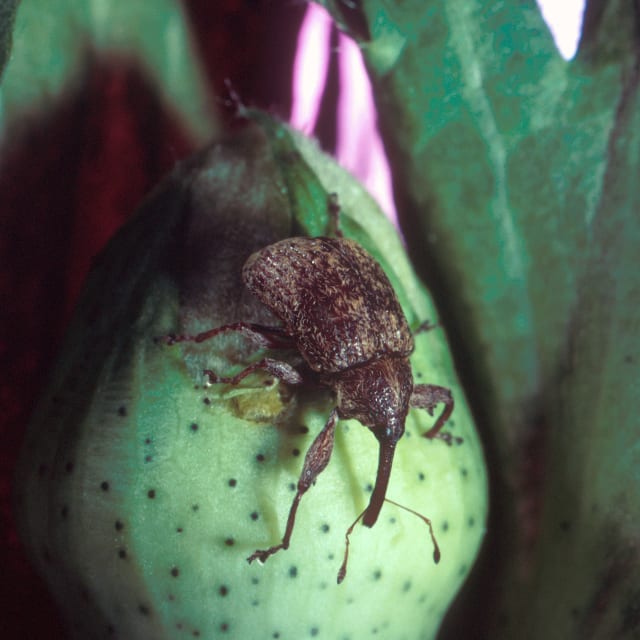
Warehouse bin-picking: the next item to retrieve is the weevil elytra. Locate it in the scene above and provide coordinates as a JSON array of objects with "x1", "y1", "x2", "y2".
[{"x1": 162, "y1": 197, "x2": 456, "y2": 581}]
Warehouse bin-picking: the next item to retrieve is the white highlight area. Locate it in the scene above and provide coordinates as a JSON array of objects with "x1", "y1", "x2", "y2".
[
  {"x1": 536, "y1": 0, "x2": 585, "y2": 60},
  {"x1": 290, "y1": 3, "x2": 332, "y2": 134},
  {"x1": 336, "y1": 34, "x2": 396, "y2": 222},
  {"x1": 290, "y1": 4, "x2": 397, "y2": 223}
]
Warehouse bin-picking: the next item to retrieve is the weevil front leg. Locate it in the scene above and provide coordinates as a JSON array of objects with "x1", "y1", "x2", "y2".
[
  {"x1": 410, "y1": 384, "x2": 462, "y2": 446},
  {"x1": 247, "y1": 408, "x2": 339, "y2": 564}
]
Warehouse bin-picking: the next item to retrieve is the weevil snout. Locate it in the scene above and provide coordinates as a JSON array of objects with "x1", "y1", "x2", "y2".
[{"x1": 329, "y1": 355, "x2": 413, "y2": 529}]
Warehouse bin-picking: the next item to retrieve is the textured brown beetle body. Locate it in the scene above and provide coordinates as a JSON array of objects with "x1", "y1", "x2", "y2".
[
  {"x1": 163, "y1": 230, "x2": 454, "y2": 581},
  {"x1": 243, "y1": 237, "x2": 413, "y2": 372}
]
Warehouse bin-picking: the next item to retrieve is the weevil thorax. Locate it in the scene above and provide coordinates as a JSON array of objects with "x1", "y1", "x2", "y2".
[{"x1": 330, "y1": 354, "x2": 413, "y2": 441}]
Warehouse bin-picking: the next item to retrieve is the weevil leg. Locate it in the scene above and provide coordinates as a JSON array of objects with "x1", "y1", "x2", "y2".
[
  {"x1": 204, "y1": 357, "x2": 303, "y2": 386},
  {"x1": 410, "y1": 384, "x2": 462, "y2": 446},
  {"x1": 413, "y1": 319, "x2": 439, "y2": 335},
  {"x1": 327, "y1": 192, "x2": 344, "y2": 238},
  {"x1": 156, "y1": 322, "x2": 294, "y2": 349},
  {"x1": 247, "y1": 408, "x2": 339, "y2": 565}
]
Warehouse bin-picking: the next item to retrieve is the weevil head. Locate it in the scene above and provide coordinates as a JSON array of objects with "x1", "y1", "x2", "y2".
[
  {"x1": 330, "y1": 355, "x2": 413, "y2": 527},
  {"x1": 331, "y1": 355, "x2": 412, "y2": 435}
]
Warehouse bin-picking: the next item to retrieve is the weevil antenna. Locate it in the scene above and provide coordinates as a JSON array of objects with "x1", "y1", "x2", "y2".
[
  {"x1": 337, "y1": 508, "x2": 366, "y2": 584},
  {"x1": 337, "y1": 497, "x2": 440, "y2": 585},
  {"x1": 385, "y1": 498, "x2": 440, "y2": 563}
]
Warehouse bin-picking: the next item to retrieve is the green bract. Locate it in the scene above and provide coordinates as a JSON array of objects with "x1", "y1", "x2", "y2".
[{"x1": 15, "y1": 113, "x2": 487, "y2": 639}]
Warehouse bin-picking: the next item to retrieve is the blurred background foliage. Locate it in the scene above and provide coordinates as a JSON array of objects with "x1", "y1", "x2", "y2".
[{"x1": 1, "y1": 1, "x2": 638, "y2": 638}]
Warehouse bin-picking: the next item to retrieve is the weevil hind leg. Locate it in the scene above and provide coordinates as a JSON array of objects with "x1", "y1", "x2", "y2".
[
  {"x1": 247, "y1": 408, "x2": 339, "y2": 564},
  {"x1": 410, "y1": 384, "x2": 461, "y2": 446},
  {"x1": 204, "y1": 357, "x2": 303, "y2": 386}
]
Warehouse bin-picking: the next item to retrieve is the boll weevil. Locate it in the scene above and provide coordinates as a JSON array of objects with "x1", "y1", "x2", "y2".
[{"x1": 161, "y1": 196, "x2": 457, "y2": 582}]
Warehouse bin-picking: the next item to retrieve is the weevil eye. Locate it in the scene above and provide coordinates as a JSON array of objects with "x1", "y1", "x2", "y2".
[
  {"x1": 371, "y1": 416, "x2": 404, "y2": 448},
  {"x1": 382, "y1": 425, "x2": 395, "y2": 440}
]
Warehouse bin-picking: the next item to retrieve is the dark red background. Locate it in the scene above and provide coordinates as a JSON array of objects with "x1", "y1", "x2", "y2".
[{"x1": 0, "y1": 2, "x2": 312, "y2": 637}]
